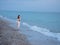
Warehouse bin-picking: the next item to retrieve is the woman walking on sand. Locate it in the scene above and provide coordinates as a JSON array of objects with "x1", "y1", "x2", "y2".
[{"x1": 17, "y1": 15, "x2": 21, "y2": 29}]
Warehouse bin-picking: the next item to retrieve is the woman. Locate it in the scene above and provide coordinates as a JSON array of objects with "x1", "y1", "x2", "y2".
[{"x1": 17, "y1": 15, "x2": 21, "y2": 29}]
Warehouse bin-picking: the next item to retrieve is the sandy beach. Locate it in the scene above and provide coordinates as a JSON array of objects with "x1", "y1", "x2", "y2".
[
  {"x1": 0, "y1": 17, "x2": 31, "y2": 45},
  {"x1": 0, "y1": 17, "x2": 60, "y2": 45}
]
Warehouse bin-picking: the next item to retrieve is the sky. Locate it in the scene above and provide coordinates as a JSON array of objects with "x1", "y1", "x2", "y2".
[{"x1": 0, "y1": 0, "x2": 60, "y2": 12}]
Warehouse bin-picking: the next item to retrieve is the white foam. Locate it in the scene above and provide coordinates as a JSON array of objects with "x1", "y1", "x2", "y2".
[
  {"x1": 23, "y1": 22, "x2": 60, "y2": 41},
  {"x1": 0, "y1": 15, "x2": 17, "y2": 28}
]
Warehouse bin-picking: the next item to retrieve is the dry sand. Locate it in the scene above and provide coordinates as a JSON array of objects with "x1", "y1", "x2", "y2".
[{"x1": 0, "y1": 18, "x2": 31, "y2": 45}]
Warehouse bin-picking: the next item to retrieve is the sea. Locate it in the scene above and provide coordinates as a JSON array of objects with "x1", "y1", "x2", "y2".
[{"x1": 0, "y1": 10, "x2": 60, "y2": 42}]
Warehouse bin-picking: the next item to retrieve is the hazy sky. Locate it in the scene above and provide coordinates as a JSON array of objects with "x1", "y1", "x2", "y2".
[{"x1": 0, "y1": 0, "x2": 60, "y2": 12}]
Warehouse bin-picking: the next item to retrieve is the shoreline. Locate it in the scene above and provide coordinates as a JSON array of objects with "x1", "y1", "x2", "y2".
[
  {"x1": 0, "y1": 16, "x2": 60, "y2": 45},
  {"x1": 0, "y1": 17, "x2": 31, "y2": 45}
]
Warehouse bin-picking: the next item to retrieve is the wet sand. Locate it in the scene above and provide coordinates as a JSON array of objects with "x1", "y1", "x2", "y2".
[{"x1": 21, "y1": 28, "x2": 60, "y2": 45}]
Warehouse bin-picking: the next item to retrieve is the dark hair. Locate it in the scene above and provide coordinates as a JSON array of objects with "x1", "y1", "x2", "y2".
[{"x1": 17, "y1": 15, "x2": 20, "y2": 19}]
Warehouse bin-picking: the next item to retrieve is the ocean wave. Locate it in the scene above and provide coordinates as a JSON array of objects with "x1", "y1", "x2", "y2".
[
  {"x1": 23, "y1": 22, "x2": 60, "y2": 41},
  {"x1": 0, "y1": 15, "x2": 15, "y2": 22}
]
